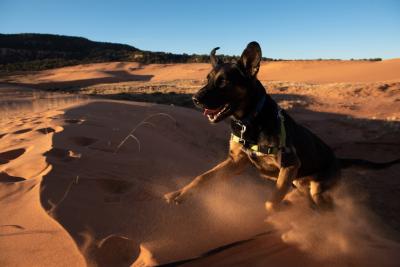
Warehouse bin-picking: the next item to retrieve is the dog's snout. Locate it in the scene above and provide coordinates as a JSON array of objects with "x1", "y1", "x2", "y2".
[
  {"x1": 192, "y1": 95, "x2": 200, "y2": 106},
  {"x1": 193, "y1": 86, "x2": 209, "y2": 107}
]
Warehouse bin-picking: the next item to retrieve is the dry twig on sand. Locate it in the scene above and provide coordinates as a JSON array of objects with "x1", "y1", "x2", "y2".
[
  {"x1": 47, "y1": 176, "x2": 80, "y2": 215},
  {"x1": 114, "y1": 113, "x2": 176, "y2": 153}
]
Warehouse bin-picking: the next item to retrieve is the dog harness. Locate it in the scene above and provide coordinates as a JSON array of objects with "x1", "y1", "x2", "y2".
[
  {"x1": 230, "y1": 95, "x2": 287, "y2": 155},
  {"x1": 231, "y1": 134, "x2": 280, "y2": 155}
]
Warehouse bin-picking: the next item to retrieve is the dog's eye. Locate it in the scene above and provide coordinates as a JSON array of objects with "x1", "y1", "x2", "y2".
[{"x1": 216, "y1": 77, "x2": 228, "y2": 88}]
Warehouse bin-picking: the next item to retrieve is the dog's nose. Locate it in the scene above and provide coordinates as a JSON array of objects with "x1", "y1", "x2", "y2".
[{"x1": 192, "y1": 95, "x2": 200, "y2": 106}]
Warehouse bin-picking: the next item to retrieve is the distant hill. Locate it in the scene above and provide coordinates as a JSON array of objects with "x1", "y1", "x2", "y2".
[
  {"x1": 0, "y1": 33, "x2": 241, "y2": 72},
  {"x1": 0, "y1": 33, "x2": 382, "y2": 72}
]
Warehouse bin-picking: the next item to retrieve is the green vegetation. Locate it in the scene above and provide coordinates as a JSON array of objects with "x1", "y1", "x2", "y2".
[
  {"x1": 0, "y1": 33, "x2": 139, "y2": 71},
  {"x1": 0, "y1": 33, "x2": 247, "y2": 71},
  {"x1": 350, "y1": 58, "x2": 382, "y2": 61},
  {"x1": 0, "y1": 33, "x2": 383, "y2": 72}
]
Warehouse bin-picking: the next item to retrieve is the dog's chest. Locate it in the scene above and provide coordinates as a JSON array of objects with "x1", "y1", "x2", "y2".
[
  {"x1": 242, "y1": 132, "x2": 281, "y2": 171},
  {"x1": 245, "y1": 150, "x2": 280, "y2": 171},
  {"x1": 258, "y1": 132, "x2": 280, "y2": 147}
]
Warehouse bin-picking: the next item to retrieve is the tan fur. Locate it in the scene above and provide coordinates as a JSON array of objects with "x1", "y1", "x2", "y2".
[{"x1": 164, "y1": 140, "x2": 301, "y2": 212}]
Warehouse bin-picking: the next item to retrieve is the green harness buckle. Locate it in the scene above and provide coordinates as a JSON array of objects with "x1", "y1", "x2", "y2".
[{"x1": 230, "y1": 108, "x2": 287, "y2": 156}]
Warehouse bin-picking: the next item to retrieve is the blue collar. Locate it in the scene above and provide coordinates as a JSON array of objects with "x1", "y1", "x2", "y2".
[
  {"x1": 237, "y1": 93, "x2": 266, "y2": 126},
  {"x1": 231, "y1": 94, "x2": 266, "y2": 139}
]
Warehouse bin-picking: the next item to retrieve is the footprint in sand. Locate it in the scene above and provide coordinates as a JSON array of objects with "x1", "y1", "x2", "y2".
[
  {"x1": 0, "y1": 172, "x2": 25, "y2": 183},
  {"x1": 12, "y1": 128, "x2": 32, "y2": 135},
  {"x1": 93, "y1": 235, "x2": 139, "y2": 267},
  {"x1": 98, "y1": 179, "x2": 157, "y2": 202},
  {"x1": 70, "y1": 136, "x2": 98, "y2": 147},
  {"x1": 0, "y1": 148, "x2": 26, "y2": 165},
  {"x1": 64, "y1": 119, "x2": 84, "y2": 124},
  {"x1": 36, "y1": 126, "x2": 63, "y2": 135},
  {"x1": 44, "y1": 148, "x2": 81, "y2": 162},
  {"x1": 94, "y1": 179, "x2": 135, "y2": 203},
  {"x1": 36, "y1": 127, "x2": 56, "y2": 134},
  {"x1": 0, "y1": 133, "x2": 7, "y2": 139},
  {"x1": 96, "y1": 179, "x2": 133, "y2": 195}
]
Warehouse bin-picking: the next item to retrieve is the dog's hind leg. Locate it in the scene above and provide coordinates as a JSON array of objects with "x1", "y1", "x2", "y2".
[
  {"x1": 309, "y1": 161, "x2": 341, "y2": 211},
  {"x1": 292, "y1": 179, "x2": 309, "y2": 194},
  {"x1": 310, "y1": 180, "x2": 334, "y2": 210},
  {"x1": 293, "y1": 178, "x2": 316, "y2": 208}
]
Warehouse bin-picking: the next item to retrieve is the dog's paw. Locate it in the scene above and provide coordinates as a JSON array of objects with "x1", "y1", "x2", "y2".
[
  {"x1": 265, "y1": 200, "x2": 292, "y2": 213},
  {"x1": 265, "y1": 201, "x2": 277, "y2": 213},
  {"x1": 164, "y1": 189, "x2": 188, "y2": 205}
]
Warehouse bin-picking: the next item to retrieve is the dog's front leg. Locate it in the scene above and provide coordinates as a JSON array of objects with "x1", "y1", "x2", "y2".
[
  {"x1": 265, "y1": 163, "x2": 300, "y2": 213},
  {"x1": 164, "y1": 158, "x2": 246, "y2": 204},
  {"x1": 165, "y1": 143, "x2": 248, "y2": 204}
]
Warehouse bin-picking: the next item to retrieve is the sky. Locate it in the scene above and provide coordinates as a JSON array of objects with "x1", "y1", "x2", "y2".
[{"x1": 1, "y1": 0, "x2": 399, "y2": 59}]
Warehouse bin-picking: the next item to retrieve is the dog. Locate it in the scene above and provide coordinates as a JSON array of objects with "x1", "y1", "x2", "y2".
[{"x1": 164, "y1": 41, "x2": 400, "y2": 212}]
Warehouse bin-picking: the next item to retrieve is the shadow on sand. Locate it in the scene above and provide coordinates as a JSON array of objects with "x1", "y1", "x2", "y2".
[
  {"x1": 4, "y1": 70, "x2": 153, "y2": 91},
  {"x1": 39, "y1": 94, "x2": 400, "y2": 266}
]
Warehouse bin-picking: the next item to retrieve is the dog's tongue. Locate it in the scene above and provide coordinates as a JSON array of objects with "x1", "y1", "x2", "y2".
[{"x1": 203, "y1": 108, "x2": 220, "y2": 116}]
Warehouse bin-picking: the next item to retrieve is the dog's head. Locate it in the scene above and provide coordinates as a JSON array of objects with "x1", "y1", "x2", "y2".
[{"x1": 193, "y1": 41, "x2": 262, "y2": 123}]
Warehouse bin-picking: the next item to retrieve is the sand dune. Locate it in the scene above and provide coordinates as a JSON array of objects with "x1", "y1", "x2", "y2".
[
  {"x1": 1, "y1": 60, "x2": 400, "y2": 266},
  {"x1": 259, "y1": 59, "x2": 400, "y2": 83},
  {"x1": 2, "y1": 59, "x2": 400, "y2": 87},
  {"x1": 0, "y1": 103, "x2": 86, "y2": 266},
  {"x1": 1, "y1": 97, "x2": 399, "y2": 266}
]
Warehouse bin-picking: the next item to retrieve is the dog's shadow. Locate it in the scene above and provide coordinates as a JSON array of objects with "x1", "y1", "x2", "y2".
[{"x1": 39, "y1": 98, "x2": 400, "y2": 266}]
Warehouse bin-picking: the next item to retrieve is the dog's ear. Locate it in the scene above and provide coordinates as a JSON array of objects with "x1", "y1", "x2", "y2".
[
  {"x1": 210, "y1": 47, "x2": 221, "y2": 68},
  {"x1": 238, "y1": 41, "x2": 262, "y2": 77}
]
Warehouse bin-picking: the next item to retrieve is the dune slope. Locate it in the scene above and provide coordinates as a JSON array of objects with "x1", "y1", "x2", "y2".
[
  {"x1": 2, "y1": 59, "x2": 400, "y2": 87},
  {"x1": 0, "y1": 59, "x2": 400, "y2": 266},
  {"x1": 1, "y1": 97, "x2": 400, "y2": 266}
]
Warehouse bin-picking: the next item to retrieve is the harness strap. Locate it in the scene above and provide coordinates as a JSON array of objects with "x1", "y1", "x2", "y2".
[
  {"x1": 231, "y1": 134, "x2": 279, "y2": 155},
  {"x1": 231, "y1": 107, "x2": 287, "y2": 155},
  {"x1": 233, "y1": 94, "x2": 266, "y2": 128},
  {"x1": 278, "y1": 108, "x2": 286, "y2": 148}
]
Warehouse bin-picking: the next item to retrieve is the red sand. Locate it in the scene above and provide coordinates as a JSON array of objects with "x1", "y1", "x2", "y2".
[{"x1": 1, "y1": 60, "x2": 400, "y2": 266}]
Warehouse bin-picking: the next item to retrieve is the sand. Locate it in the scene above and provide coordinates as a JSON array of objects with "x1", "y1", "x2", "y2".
[
  {"x1": 2, "y1": 59, "x2": 400, "y2": 85},
  {"x1": 1, "y1": 60, "x2": 400, "y2": 266}
]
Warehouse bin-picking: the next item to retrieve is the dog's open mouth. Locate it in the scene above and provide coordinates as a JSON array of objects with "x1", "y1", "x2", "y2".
[{"x1": 203, "y1": 103, "x2": 231, "y2": 123}]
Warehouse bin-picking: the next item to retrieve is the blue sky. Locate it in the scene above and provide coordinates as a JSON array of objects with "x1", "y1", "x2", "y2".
[{"x1": 1, "y1": 0, "x2": 399, "y2": 59}]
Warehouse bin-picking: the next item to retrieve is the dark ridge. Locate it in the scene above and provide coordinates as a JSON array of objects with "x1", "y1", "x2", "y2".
[
  {"x1": 0, "y1": 172, "x2": 25, "y2": 183},
  {"x1": 0, "y1": 33, "x2": 270, "y2": 72},
  {"x1": 158, "y1": 231, "x2": 273, "y2": 267},
  {"x1": 0, "y1": 148, "x2": 26, "y2": 165}
]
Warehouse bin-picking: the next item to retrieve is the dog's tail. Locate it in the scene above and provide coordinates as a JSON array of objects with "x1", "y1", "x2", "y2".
[{"x1": 339, "y1": 158, "x2": 400, "y2": 170}]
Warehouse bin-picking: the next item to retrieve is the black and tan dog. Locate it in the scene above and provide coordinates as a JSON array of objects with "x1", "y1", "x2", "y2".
[{"x1": 165, "y1": 41, "x2": 400, "y2": 212}]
